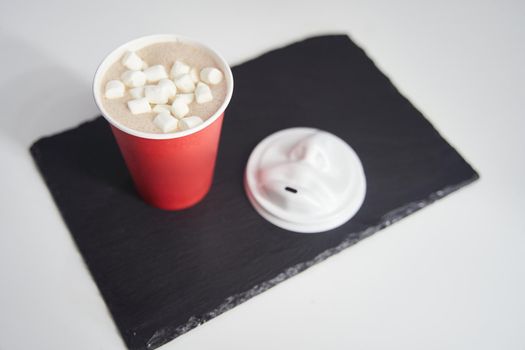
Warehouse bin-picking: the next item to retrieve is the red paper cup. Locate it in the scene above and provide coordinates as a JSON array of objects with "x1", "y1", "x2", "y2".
[{"x1": 93, "y1": 35, "x2": 234, "y2": 210}]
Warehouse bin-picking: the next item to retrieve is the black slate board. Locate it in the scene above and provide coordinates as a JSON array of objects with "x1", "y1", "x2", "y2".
[{"x1": 30, "y1": 35, "x2": 479, "y2": 350}]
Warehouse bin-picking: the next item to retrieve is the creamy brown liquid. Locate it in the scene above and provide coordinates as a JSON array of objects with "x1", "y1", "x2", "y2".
[{"x1": 101, "y1": 41, "x2": 227, "y2": 134}]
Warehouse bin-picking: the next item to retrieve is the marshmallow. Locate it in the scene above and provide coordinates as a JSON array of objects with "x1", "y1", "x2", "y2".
[
  {"x1": 173, "y1": 93, "x2": 194, "y2": 105},
  {"x1": 195, "y1": 82, "x2": 213, "y2": 104},
  {"x1": 122, "y1": 51, "x2": 145, "y2": 71},
  {"x1": 179, "y1": 116, "x2": 204, "y2": 131},
  {"x1": 129, "y1": 86, "x2": 144, "y2": 99},
  {"x1": 144, "y1": 65, "x2": 168, "y2": 83},
  {"x1": 153, "y1": 111, "x2": 179, "y2": 133},
  {"x1": 104, "y1": 80, "x2": 125, "y2": 99},
  {"x1": 158, "y1": 78, "x2": 177, "y2": 98},
  {"x1": 144, "y1": 85, "x2": 169, "y2": 104},
  {"x1": 174, "y1": 74, "x2": 196, "y2": 93},
  {"x1": 190, "y1": 67, "x2": 200, "y2": 83},
  {"x1": 152, "y1": 104, "x2": 172, "y2": 113},
  {"x1": 121, "y1": 70, "x2": 146, "y2": 88},
  {"x1": 200, "y1": 67, "x2": 223, "y2": 85},
  {"x1": 170, "y1": 60, "x2": 190, "y2": 78},
  {"x1": 171, "y1": 100, "x2": 190, "y2": 119},
  {"x1": 127, "y1": 98, "x2": 151, "y2": 115}
]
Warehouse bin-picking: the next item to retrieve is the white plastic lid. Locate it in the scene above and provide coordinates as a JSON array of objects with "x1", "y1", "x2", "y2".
[{"x1": 244, "y1": 127, "x2": 367, "y2": 233}]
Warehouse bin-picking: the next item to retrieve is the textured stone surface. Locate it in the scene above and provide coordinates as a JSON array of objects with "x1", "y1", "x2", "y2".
[{"x1": 30, "y1": 35, "x2": 478, "y2": 350}]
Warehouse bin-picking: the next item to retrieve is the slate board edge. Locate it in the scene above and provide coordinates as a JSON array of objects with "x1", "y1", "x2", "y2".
[{"x1": 145, "y1": 174, "x2": 479, "y2": 350}]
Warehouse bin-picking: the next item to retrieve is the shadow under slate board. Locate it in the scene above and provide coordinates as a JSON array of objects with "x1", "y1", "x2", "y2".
[{"x1": 30, "y1": 35, "x2": 479, "y2": 350}]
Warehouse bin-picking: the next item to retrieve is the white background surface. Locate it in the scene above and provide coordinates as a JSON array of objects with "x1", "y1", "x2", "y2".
[{"x1": 0, "y1": 0, "x2": 524, "y2": 349}]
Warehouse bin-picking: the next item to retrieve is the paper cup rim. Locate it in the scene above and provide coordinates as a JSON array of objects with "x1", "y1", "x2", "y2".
[{"x1": 93, "y1": 34, "x2": 234, "y2": 140}]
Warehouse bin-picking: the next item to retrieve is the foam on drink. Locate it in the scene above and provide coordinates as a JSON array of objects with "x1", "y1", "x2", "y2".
[{"x1": 101, "y1": 41, "x2": 228, "y2": 134}]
